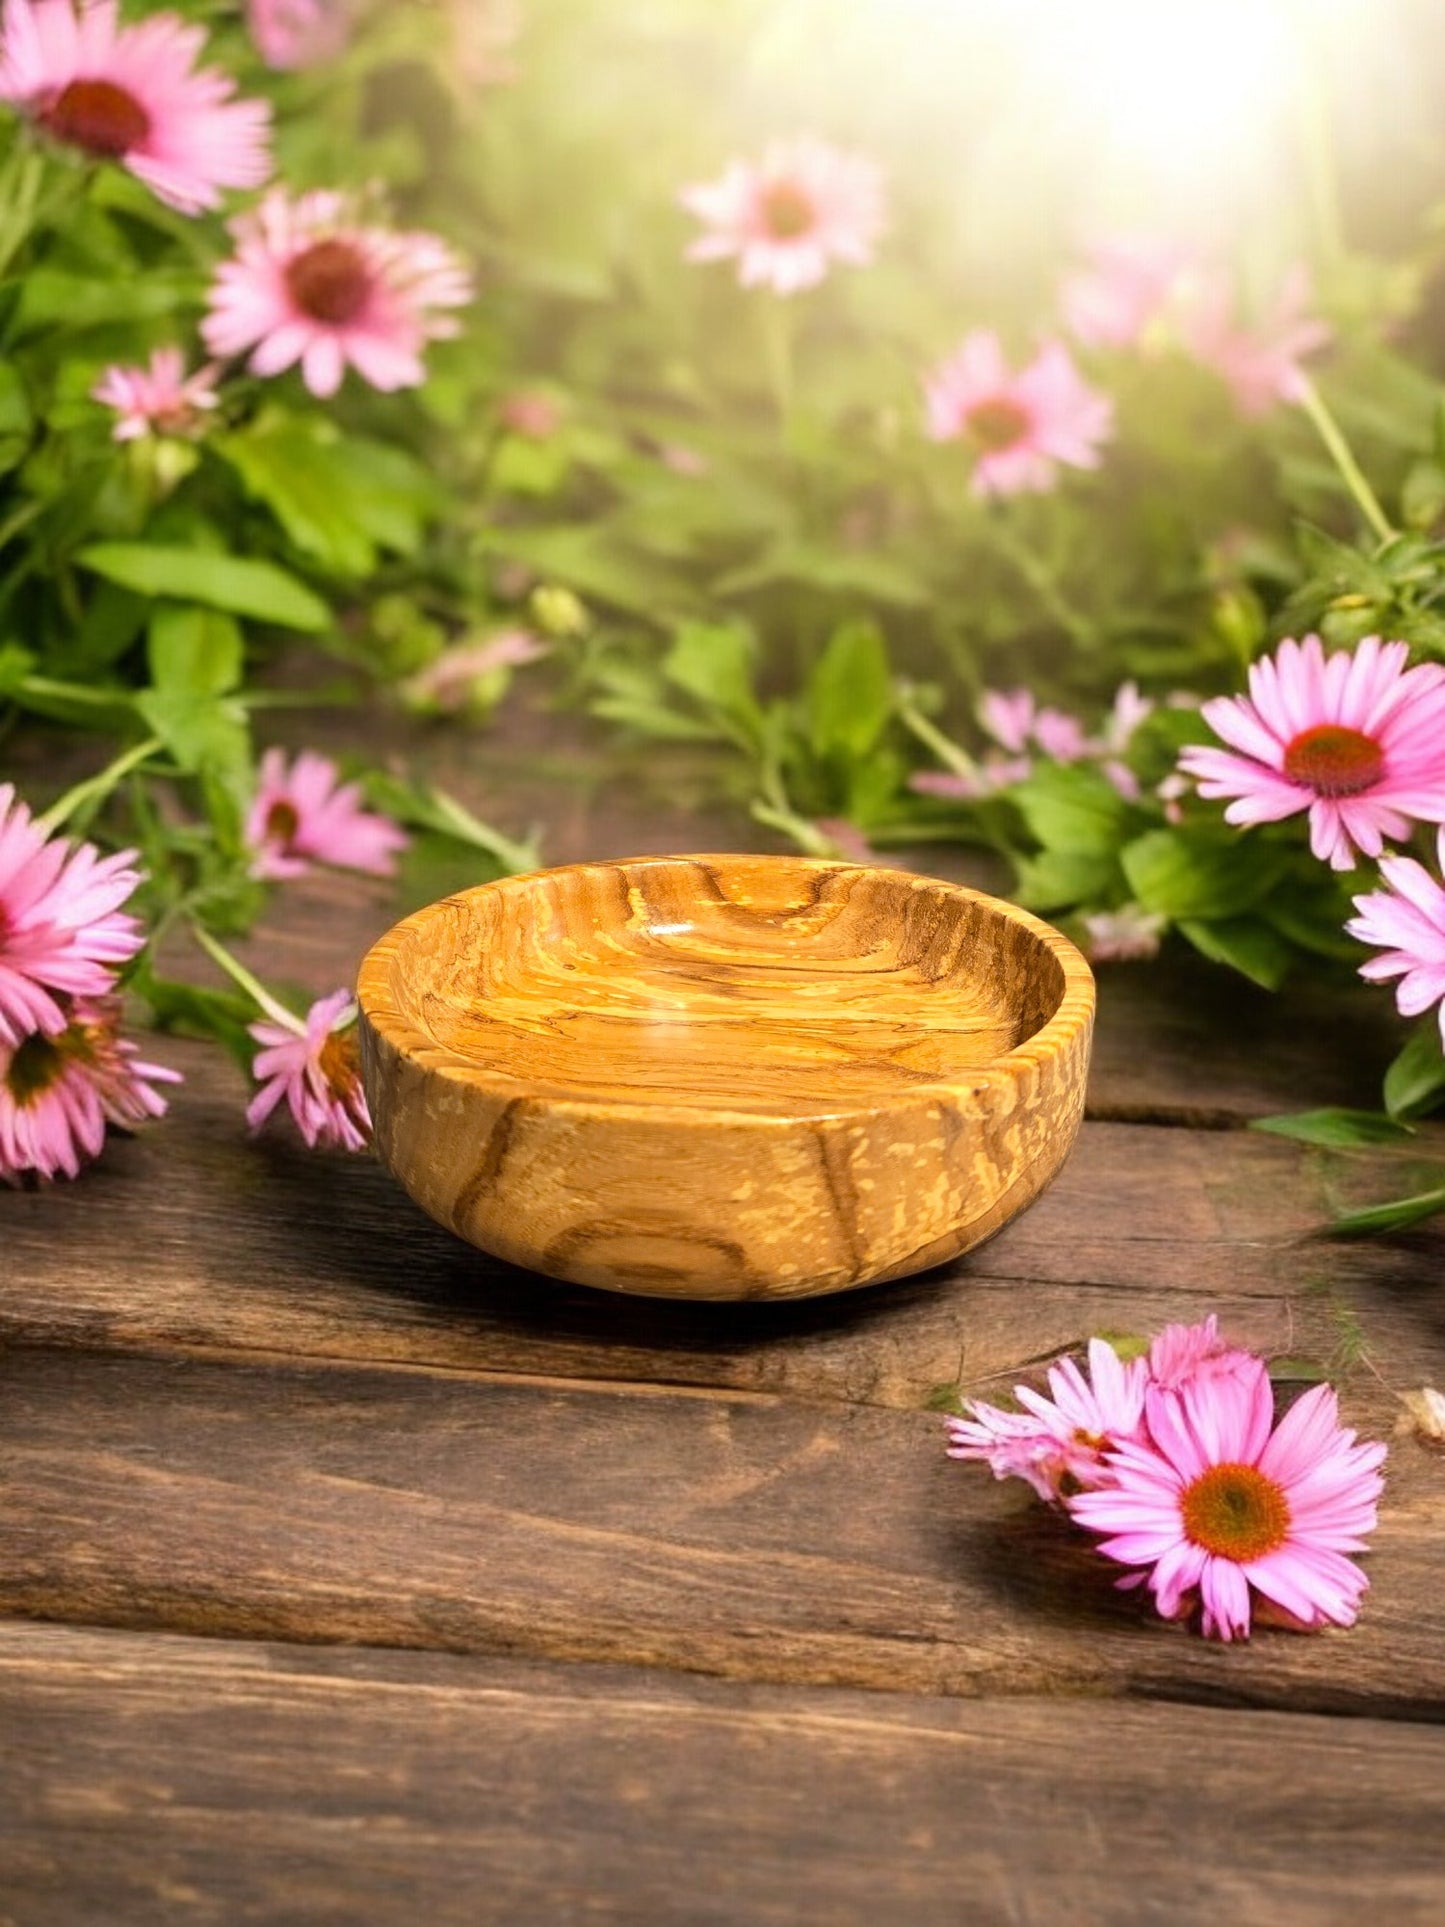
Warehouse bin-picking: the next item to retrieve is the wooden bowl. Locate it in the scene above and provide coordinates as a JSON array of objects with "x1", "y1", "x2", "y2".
[{"x1": 357, "y1": 855, "x2": 1094, "y2": 1301}]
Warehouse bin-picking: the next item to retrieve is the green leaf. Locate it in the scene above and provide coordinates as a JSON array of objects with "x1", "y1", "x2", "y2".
[
  {"x1": 1013, "y1": 763, "x2": 1129, "y2": 857},
  {"x1": 1177, "y1": 915, "x2": 1292, "y2": 990},
  {"x1": 0, "y1": 357, "x2": 32, "y2": 475},
  {"x1": 147, "y1": 604, "x2": 243, "y2": 698},
  {"x1": 213, "y1": 421, "x2": 436, "y2": 576},
  {"x1": 1329, "y1": 1186, "x2": 1445, "y2": 1237},
  {"x1": 662, "y1": 622, "x2": 763, "y2": 747},
  {"x1": 1252, "y1": 1108, "x2": 1417, "y2": 1148},
  {"x1": 1383, "y1": 1019, "x2": 1445, "y2": 1119},
  {"x1": 1123, "y1": 828, "x2": 1285, "y2": 921},
  {"x1": 130, "y1": 957, "x2": 256, "y2": 1078},
  {"x1": 134, "y1": 688, "x2": 252, "y2": 832},
  {"x1": 78, "y1": 544, "x2": 328, "y2": 631},
  {"x1": 1401, "y1": 458, "x2": 1445, "y2": 531},
  {"x1": 1012, "y1": 849, "x2": 1119, "y2": 912},
  {"x1": 805, "y1": 619, "x2": 892, "y2": 762}
]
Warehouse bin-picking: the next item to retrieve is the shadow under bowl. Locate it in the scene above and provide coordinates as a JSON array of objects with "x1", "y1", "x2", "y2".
[{"x1": 357, "y1": 854, "x2": 1094, "y2": 1301}]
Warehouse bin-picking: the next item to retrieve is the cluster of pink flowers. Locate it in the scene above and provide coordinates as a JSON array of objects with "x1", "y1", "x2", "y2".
[
  {"x1": 911, "y1": 680, "x2": 1155, "y2": 806},
  {"x1": 1177, "y1": 631, "x2": 1445, "y2": 1031},
  {"x1": 947, "y1": 1318, "x2": 1386, "y2": 1642},
  {"x1": 0, "y1": 0, "x2": 472, "y2": 437},
  {"x1": 0, "y1": 783, "x2": 177, "y2": 1181},
  {"x1": 1063, "y1": 239, "x2": 1330, "y2": 417}
]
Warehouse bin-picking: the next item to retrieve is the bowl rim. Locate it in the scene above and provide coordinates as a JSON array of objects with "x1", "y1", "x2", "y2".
[{"x1": 356, "y1": 852, "x2": 1095, "y2": 1128}]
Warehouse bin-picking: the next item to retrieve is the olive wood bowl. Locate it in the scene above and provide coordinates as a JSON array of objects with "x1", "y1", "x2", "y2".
[{"x1": 357, "y1": 854, "x2": 1094, "y2": 1301}]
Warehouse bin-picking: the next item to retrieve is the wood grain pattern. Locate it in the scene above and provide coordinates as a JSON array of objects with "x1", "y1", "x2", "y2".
[
  {"x1": 5, "y1": 1623, "x2": 1444, "y2": 1927},
  {"x1": 359, "y1": 855, "x2": 1095, "y2": 1298},
  {"x1": 2, "y1": 1344, "x2": 1439, "y2": 1719},
  {"x1": 5, "y1": 1037, "x2": 1443, "y2": 1412}
]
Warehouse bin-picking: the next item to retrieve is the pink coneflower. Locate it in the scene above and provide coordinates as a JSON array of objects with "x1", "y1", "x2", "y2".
[
  {"x1": 1082, "y1": 907, "x2": 1167, "y2": 964},
  {"x1": 1179, "y1": 635, "x2": 1445, "y2": 869},
  {"x1": 0, "y1": 783, "x2": 144, "y2": 1047},
  {"x1": 0, "y1": 0, "x2": 271, "y2": 213},
  {"x1": 202, "y1": 187, "x2": 472, "y2": 399},
  {"x1": 1147, "y1": 1314, "x2": 1262, "y2": 1394},
  {"x1": 1070, "y1": 1374, "x2": 1386, "y2": 1641},
  {"x1": 680, "y1": 136, "x2": 884, "y2": 297},
  {"x1": 924, "y1": 332, "x2": 1113, "y2": 498},
  {"x1": 245, "y1": 0, "x2": 350, "y2": 70},
  {"x1": 0, "y1": 994, "x2": 178, "y2": 1181},
  {"x1": 247, "y1": 987, "x2": 369, "y2": 1151},
  {"x1": 1062, "y1": 238, "x2": 1197, "y2": 351},
  {"x1": 909, "y1": 757, "x2": 1031, "y2": 804},
  {"x1": 245, "y1": 748, "x2": 408, "y2": 882},
  {"x1": 1184, "y1": 265, "x2": 1331, "y2": 417},
  {"x1": 945, "y1": 1337, "x2": 1148, "y2": 1503},
  {"x1": 401, "y1": 627, "x2": 548, "y2": 715},
  {"x1": 1345, "y1": 830, "x2": 1445, "y2": 1042},
  {"x1": 91, "y1": 346, "x2": 219, "y2": 441}
]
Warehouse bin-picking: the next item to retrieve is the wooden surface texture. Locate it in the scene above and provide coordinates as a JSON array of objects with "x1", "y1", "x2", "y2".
[{"x1": 4, "y1": 699, "x2": 1444, "y2": 1922}]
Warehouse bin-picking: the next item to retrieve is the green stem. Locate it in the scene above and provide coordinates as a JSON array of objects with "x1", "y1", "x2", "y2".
[
  {"x1": 429, "y1": 788, "x2": 539, "y2": 875},
  {"x1": 36, "y1": 734, "x2": 162, "y2": 834},
  {"x1": 189, "y1": 924, "x2": 306, "y2": 1034},
  {"x1": 1295, "y1": 375, "x2": 1395, "y2": 546},
  {"x1": 980, "y1": 512, "x2": 1096, "y2": 649},
  {"x1": 895, "y1": 687, "x2": 979, "y2": 783},
  {"x1": 749, "y1": 799, "x2": 836, "y2": 858},
  {"x1": 760, "y1": 297, "x2": 797, "y2": 451}
]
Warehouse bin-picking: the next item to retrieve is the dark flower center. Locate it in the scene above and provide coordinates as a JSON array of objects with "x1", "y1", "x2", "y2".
[
  {"x1": 264, "y1": 800, "x2": 301, "y2": 848},
  {"x1": 42, "y1": 78, "x2": 151, "y2": 159},
  {"x1": 760, "y1": 182, "x2": 816, "y2": 241},
  {"x1": 1282, "y1": 723, "x2": 1384, "y2": 798},
  {"x1": 967, "y1": 396, "x2": 1032, "y2": 453},
  {"x1": 1180, "y1": 1462, "x2": 1290, "y2": 1563},
  {"x1": 285, "y1": 239, "x2": 372, "y2": 326},
  {"x1": 5, "y1": 1031, "x2": 64, "y2": 1104}
]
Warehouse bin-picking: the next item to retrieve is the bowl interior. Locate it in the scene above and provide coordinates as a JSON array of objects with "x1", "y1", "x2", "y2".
[{"x1": 384, "y1": 856, "x2": 1067, "y2": 1116}]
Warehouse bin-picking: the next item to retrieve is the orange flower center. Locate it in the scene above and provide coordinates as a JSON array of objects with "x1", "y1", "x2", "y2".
[
  {"x1": 1282, "y1": 723, "x2": 1384, "y2": 798},
  {"x1": 42, "y1": 78, "x2": 151, "y2": 159},
  {"x1": 285, "y1": 239, "x2": 373, "y2": 326},
  {"x1": 318, "y1": 1026, "x2": 361, "y2": 1102},
  {"x1": 967, "y1": 396, "x2": 1031, "y2": 453},
  {"x1": 760, "y1": 182, "x2": 816, "y2": 241},
  {"x1": 1180, "y1": 1462, "x2": 1290, "y2": 1563},
  {"x1": 264, "y1": 800, "x2": 301, "y2": 848}
]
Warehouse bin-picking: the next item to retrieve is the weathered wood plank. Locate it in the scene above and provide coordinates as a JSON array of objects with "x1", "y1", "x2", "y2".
[
  {"x1": 0, "y1": 1345, "x2": 1437, "y2": 1718},
  {"x1": 4, "y1": 1622, "x2": 1444, "y2": 1927},
  {"x1": 6, "y1": 1036, "x2": 1441, "y2": 1408}
]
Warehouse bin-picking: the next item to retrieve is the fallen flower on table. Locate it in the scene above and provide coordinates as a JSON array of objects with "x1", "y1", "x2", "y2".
[
  {"x1": 946, "y1": 1318, "x2": 1387, "y2": 1641},
  {"x1": 1346, "y1": 829, "x2": 1445, "y2": 1046},
  {"x1": 246, "y1": 747, "x2": 409, "y2": 881},
  {"x1": 0, "y1": 781, "x2": 146, "y2": 1047},
  {"x1": 0, "y1": 993, "x2": 180, "y2": 1182},
  {"x1": 247, "y1": 985, "x2": 370, "y2": 1153}
]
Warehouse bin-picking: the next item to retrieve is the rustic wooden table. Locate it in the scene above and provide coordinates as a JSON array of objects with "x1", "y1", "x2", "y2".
[{"x1": 4, "y1": 710, "x2": 1445, "y2": 1922}]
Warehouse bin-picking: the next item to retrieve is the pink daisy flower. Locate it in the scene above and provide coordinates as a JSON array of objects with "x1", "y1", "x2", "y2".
[
  {"x1": 1070, "y1": 1374, "x2": 1386, "y2": 1641},
  {"x1": 202, "y1": 188, "x2": 472, "y2": 399},
  {"x1": 924, "y1": 332, "x2": 1114, "y2": 498},
  {"x1": 1346, "y1": 831, "x2": 1445, "y2": 1042},
  {"x1": 247, "y1": 987, "x2": 369, "y2": 1152},
  {"x1": 909, "y1": 756, "x2": 1031, "y2": 804},
  {"x1": 0, "y1": 994, "x2": 178, "y2": 1182},
  {"x1": 1081, "y1": 907, "x2": 1167, "y2": 964},
  {"x1": 0, "y1": 0, "x2": 271, "y2": 214},
  {"x1": 1147, "y1": 1314, "x2": 1263, "y2": 1394},
  {"x1": 401, "y1": 627, "x2": 548, "y2": 716},
  {"x1": 1183, "y1": 265, "x2": 1331, "y2": 417},
  {"x1": 245, "y1": 0, "x2": 350, "y2": 70},
  {"x1": 91, "y1": 345, "x2": 219, "y2": 441},
  {"x1": 1179, "y1": 635, "x2": 1445, "y2": 869},
  {"x1": 1062, "y1": 238, "x2": 1198, "y2": 351},
  {"x1": 0, "y1": 783, "x2": 145, "y2": 1047},
  {"x1": 680, "y1": 136, "x2": 884, "y2": 297},
  {"x1": 245, "y1": 748, "x2": 408, "y2": 882},
  {"x1": 945, "y1": 1338, "x2": 1148, "y2": 1503}
]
